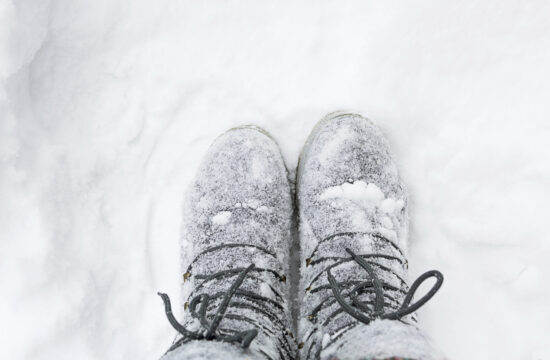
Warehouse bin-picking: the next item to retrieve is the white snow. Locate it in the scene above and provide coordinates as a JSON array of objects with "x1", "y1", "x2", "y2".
[
  {"x1": 319, "y1": 181, "x2": 405, "y2": 235},
  {"x1": 211, "y1": 211, "x2": 232, "y2": 225},
  {"x1": 245, "y1": 199, "x2": 261, "y2": 210},
  {"x1": 1, "y1": 1, "x2": 550, "y2": 360},
  {"x1": 260, "y1": 283, "x2": 274, "y2": 301},
  {"x1": 380, "y1": 198, "x2": 405, "y2": 215},
  {"x1": 320, "y1": 181, "x2": 397, "y2": 210},
  {"x1": 256, "y1": 205, "x2": 271, "y2": 213},
  {"x1": 322, "y1": 333, "x2": 331, "y2": 348}
]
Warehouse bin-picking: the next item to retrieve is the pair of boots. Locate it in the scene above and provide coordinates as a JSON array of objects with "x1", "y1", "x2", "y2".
[{"x1": 158, "y1": 113, "x2": 444, "y2": 360}]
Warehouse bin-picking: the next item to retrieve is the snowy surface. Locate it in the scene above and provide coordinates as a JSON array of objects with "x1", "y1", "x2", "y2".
[{"x1": 1, "y1": 1, "x2": 549, "y2": 359}]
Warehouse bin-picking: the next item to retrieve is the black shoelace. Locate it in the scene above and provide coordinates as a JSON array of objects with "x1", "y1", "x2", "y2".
[
  {"x1": 328, "y1": 248, "x2": 443, "y2": 323},
  {"x1": 302, "y1": 231, "x2": 443, "y2": 359},
  {"x1": 158, "y1": 264, "x2": 258, "y2": 350},
  {"x1": 158, "y1": 243, "x2": 293, "y2": 359}
]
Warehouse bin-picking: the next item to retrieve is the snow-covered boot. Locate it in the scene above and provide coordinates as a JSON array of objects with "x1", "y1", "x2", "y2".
[
  {"x1": 158, "y1": 126, "x2": 296, "y2": 360},
  {"x1": 296, "y1": 113, "x2": 445, "y2": 360}
]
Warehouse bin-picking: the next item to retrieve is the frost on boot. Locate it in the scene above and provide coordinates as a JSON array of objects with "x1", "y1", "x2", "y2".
[
  {"x1": 297, "y1": 113, "x2": 444, "y2": 360},
  {"x1": 158, "y1": 127, "x2": 295, "y2": 360}
]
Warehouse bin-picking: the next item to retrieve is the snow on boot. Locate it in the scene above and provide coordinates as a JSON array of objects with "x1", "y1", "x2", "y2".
[
  {"x1": 158, "y1": 126, "x2": 296, "y2": 360},
  {"x1": 296, "y1": 113, "x2": 444, "y2": 360}
]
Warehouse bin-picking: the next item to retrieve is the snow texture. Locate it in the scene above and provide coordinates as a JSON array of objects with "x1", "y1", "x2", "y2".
[
  {"x1": 297, "y1": 113, "x2": 442, "y2": 359},
  {"x1": 161, "y1": 127, "x2": 294, "y2": 359},
  {"x1": 322, "y1": 319, "x2": 446, "y2": 360},
  {"x1": 1, "y1": 1, "x2": 550, "y2": 359},
  {"x1": 211, "y1": 211, "x2": 232, "y2": 225}
]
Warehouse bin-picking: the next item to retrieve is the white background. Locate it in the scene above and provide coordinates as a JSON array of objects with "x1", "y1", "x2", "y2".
[{"x1": 1, "y1": 1, "x2": 549, "y2": 359}]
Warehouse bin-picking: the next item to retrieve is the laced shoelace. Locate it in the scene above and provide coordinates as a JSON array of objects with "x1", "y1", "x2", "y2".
[
  {"x1": 302, "y1": 231, "x2": 444, "y2": 359},
  {"x1": 328, "y1": 248, "x2": 443, "y2": 323},
  {"x1": 158, "y1": 243, "x2": 293, "y2": 359},
  {"x1": 158, "y1": 264, "x2": 258, "y2": 349}
]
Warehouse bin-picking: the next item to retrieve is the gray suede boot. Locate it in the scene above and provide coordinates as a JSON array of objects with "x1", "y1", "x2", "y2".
[
  {"x1": 297, "y1": 113, "x2": 444, "y2": 360},
  {"x1": 158, "y1": 126, "x2": 296, "y2": 360}
]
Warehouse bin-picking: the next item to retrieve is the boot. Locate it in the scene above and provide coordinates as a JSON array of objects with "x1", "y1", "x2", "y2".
[
  {"x1": 158, "y1": 126, "x2": 296, "y2": 360},
  {"x1": 297, "y1": 113, "x2": 444, "y2": 360}
]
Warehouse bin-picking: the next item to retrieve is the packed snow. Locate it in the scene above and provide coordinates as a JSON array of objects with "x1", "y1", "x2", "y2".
[
  {"x1": 1, "y1": 1, "x2": 549, "y2": 359},
  {"x1": 320, "y1": 180, "x2": 404, "y2": 216},
  {"x1": 211, "y1": 211, "x2": 232, "y2": 225},
  {"x1": 319, "y1": 180, "x2": 405, "y2": 240}
]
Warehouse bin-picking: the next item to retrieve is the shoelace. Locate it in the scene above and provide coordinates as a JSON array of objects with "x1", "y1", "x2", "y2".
[
  {"x1": 328, "y1": 248, "x2": 443, "y2": 323},
  {"x1": 158, "y1": 242, "x2": 293, "y2": 359},
  {"x1": 302, "y1": 232, "x2": 443, "y2": 359},
  {"x1": 158, "y1": 264, "x2": 258, "y2": 350}
]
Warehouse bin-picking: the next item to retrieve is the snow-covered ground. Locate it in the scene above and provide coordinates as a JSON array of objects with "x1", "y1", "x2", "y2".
[{"x1": 1, "y1": 1, "x2": 549, "y2": 359}]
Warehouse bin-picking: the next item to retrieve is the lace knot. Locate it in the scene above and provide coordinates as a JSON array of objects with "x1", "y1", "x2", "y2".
[{"x1": 327, "y1": 248, "x2": 443, "y2": 324}]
